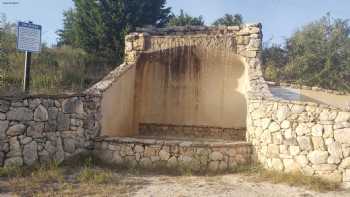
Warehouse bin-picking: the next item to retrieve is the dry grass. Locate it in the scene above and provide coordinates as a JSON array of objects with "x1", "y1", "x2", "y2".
[
  {"x1": 243, "y1": 165, "x2": 341, "y2": 192},
  {"x1": 0, "y1": 156, "x2": 342, "y2": 196}
]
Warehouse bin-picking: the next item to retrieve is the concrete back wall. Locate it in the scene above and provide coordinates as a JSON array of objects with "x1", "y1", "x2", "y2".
[
  {"x1": 134, "y1": 47, "x2": 248, "y2": 128},
  {"x1": 101, "y1": 66, "x2": 136, "y2": 137}
]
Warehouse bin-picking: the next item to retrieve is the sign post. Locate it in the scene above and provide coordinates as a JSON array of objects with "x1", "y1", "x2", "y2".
[{"x1": 16, "y1": 21, "x2": 42, "y2": 93}]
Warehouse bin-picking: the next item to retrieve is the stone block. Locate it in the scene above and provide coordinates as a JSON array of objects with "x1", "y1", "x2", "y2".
[
  {"x1": 7, "y1": 124, "x2": 26, "y2": 136},
  {"x1": 7, "y1": 107, "x2": 33, "y2": 121},
  {"x1": 308, "y1": 151, "x2": 328, "y2": 165},
  {"x1": 334, "y1": 128, "x2": 350, "y2": 144},
  {"x1": 297, "y1": 136, "x2": 313, "y2": 151},
  {"x1": 34, "y1": 105, "x2": 48, "y2": 121}
]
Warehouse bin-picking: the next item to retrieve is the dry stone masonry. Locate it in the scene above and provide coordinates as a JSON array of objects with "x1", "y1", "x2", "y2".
[
  {"x1": 0, "y1": 95, "x2": 101, "y2": 167},
  {"x1": 247, "y1": 98, "x2": 350, "y2": 185},
  {"x1": 94, "y1": 137, "x2": 252, "y2": 172}
]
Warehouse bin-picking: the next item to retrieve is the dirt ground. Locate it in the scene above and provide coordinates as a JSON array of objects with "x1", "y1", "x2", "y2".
[{"x1": 1, "y1": 171, "x2": 350, "y2": 197}]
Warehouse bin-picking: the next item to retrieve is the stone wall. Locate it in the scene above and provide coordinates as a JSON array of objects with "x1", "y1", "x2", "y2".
[
  {"x1": 94, "y1": 137, "x2": 252, "y2": 172},
  {"x1": 247, "y1": 97, "x2": 350, "y2": 184},
  {"x1": 139, "y1": 123, "x2": 245, "y2": 141},
  {"x1": 0, "y1": 95, "x2": 101, "y2": 167}
]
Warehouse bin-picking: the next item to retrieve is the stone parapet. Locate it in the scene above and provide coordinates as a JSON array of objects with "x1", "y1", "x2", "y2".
[{"x1": 247, "y1": 97, "x2": 350, "y2": 185}]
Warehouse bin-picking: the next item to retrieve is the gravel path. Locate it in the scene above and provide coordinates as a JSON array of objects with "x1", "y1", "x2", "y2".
[{"x1": 125, "y1": 174, "x2": 350, "y2": 197}]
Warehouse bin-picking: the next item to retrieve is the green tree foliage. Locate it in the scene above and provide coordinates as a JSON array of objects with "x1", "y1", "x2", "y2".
[
  {"x1": 167, "y1": 9, "x2": 204, "y2": 26},
  {"x1": 57, "y1": 0, "x2": 171, "y2": 65},
  {"x1": 0, "y1": 16, "x2": 92, "y2": 95},
  {"x1": 212, "y1": 14, "x2": 243, "y2": 26},
  {"x1": 263, "y1": 14, "x2": 350, "y2": 92}
]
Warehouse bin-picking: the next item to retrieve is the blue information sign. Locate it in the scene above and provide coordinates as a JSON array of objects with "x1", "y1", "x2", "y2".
[{"x1": 16, "y1": 22, "x2": 42, "y2": 53}]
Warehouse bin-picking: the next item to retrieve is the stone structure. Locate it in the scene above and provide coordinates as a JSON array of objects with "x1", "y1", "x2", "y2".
[
  {"x1": 247, "y1": 97, "x2": 350, "y2": 184},
  {"x1": 0, "y1": 95, "x2": 100, "y2": 167},
  {"x1": 94, "y1": 137, "x2": 252, "y2": 172},
  {"x1": 2, "y1": 23, "x2": 350, "y2": 185}
]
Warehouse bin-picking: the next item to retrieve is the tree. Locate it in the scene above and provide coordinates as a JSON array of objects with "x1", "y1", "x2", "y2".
[
  {"x1": 285, "y1": 14, "x2": 350, "y2": 91},
  {"x1": 262, "y1": 14, "x2": 350, "y2": 92},
  {"x1": 167, "y1": 9, "x2": 204, "y2": 26},
  {"x1": 57, "y1": 0, "x2": 171, "y2": 65},
  {"x1": 212, "y1": 14, "x2": 243, "y2": 26}
]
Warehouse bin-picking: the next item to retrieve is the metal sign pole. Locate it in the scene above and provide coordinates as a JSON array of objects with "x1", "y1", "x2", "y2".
[{"x1": 23, "y1": 51, "x2": 32, "y2": 92}]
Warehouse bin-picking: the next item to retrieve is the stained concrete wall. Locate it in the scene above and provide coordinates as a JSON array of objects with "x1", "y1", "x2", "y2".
[
  {"x1": 134, "y1": 46, "x2": 248, "y2": 129},
  {"x1": 101, "y1": 66, "x2": 136, "y2": 136}
]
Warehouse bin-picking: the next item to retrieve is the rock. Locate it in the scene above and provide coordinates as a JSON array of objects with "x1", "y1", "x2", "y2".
[
  {"x1": 276, "y1": 106, "x2": 289, "y2": 122},
  {"x1": 159, "y1": 150, "x2": 170, "y2": 160},
  {"x1": 301, "y1": 166, "x2": 314, "y2": 176},
  {"x1": 140, "y1": 158, "x2": 152, "y2": 168},
  {"x1": 0, "y1": 100, "x2": 10, "y2": 112},
  {"x1": 27, "y1": 122, "x2": 44, "y2": 138},
  {"x1": 134, "y1": 145, "x2": 144, "y2": 153},
  {"x1": 334, "y1": 128, "x2": 350, "y2": 144},
  {"x1": 167, "y1": 156, "x2": 178, "y2": 168},
  {"x1": 295, "y1": 155, "x2": 308, "y2": 167},
  {"x1": 335, "y1": 112, "x2": 350, "y2": 123},
  {"x1": 4, "y1": 157, "x2": 23, "y2": 167},
  {"x1": 63, "y1": 138, "x2": 75, "y2": 154},
  {"x1": 271, "y1": 158, "x2": 284, "y2": 171},
  {"x1": 340, "y1": 157, "x2": 350, "y2": 169},
  {"x1": 308, "y1": 151, "x2": 328, "y2": 164},
  {"x1": 54, "y1": 137, "x2": 65, "y2": 163},
  {"x1": 7, "y1": 107, "x2": 33, "y2": 121},
  {"x1": 297, "y1": 136, "x2": 313, "y2": 151},
  {"x1": 268, "y1": 144, "x2": 279, "y2": 157},
  {"x1": 0, "y1": 152, "x2": 4, "y2": 165},
  {"x1": 7, "y1": 124, "x2": 25, "y2": 136},
  {"x1": 312, "y1": 137, "x2": 325, "y2": 150},
  {"x1": 328, "y1": 142, "x2": 343, "y2": 159},
  {"x1": 311, "y1": 124, "x2": 323, "y2": 137},
  {"x1": 0, "y1": 113, "x2": 5, "y2": 120},
  {"x1": 261, "y1": 118, "x2": 271, "y2": 130},
  {"x1": 34, "y1": 105, "x2": 48, "y2": 121},
  {"x1": 319, "y1": 172, "x2": 342, "y2": 183},
  {"x1": 210, "y1": 152, "x2": 224, "y2": 161},
  {"x1": 343, "y1": 169, "x2": 350, "y2": 182},
  {"x1": 295, "y1": 124, "x2": 310, "y2": 136},
  {"x1": 268, "y1": 122, "x2": 280, "y2": 133},
  {"x1": 57, "y1": 112, "x2": 70, "y2": 131},
  {"x1": 0, "y1": 121, "x2": 9, "y2": 139},
  {"x1": 319, "y1": 110, "x2": 337, "y2": 121},
  {"x1": 208, "y1": 161, "x2": 219, "y2": 171},
  {"x1": 312, "y1": 164, "x2": 337, "y2": 171},
  {"x1": 62, "y1": 98, "x2": 84, "y2": 114},
  {"x1": 29, "y1": 99, "x2": 41, "y2": 109},
  {"x1": 291, "y1": 105, "x2": 305, "y2": 113},
  {"x1": 328, "y1": 156, "x2": 341, "y2": 164},
  {"x1": 283, "y1": 159, "x2": 299, "y2": 172},
  {"x1": 281, "y1": 120, "x2": 291, "y2": 129},
  {"x1": 23, "y1": 141, "x2": 38, "y2": 166},
  {"x1": 289, "y1": 146, "x2": 300, "y2": 156},
  {"x1": 21, "y1": 137, "x2": 32, "y2": 145}
]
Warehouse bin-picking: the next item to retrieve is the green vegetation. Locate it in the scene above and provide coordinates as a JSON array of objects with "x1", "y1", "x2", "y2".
[
  {"x1": 57, "y1": 0, "x2": 171, "y2": 66},
  {"x1": 263, "y1": 14, "x2": 350, "y2": 92},
  {"x1": 167, "y1": 9, "x2": 204, "y2": 26},
  {"x1": 212, "y1": 14, "x2": 243, "y2": 26}
]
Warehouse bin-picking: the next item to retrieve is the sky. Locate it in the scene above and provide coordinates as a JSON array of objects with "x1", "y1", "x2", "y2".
[{"x1": 1, "y1": 0, "x2": 350, "y2": 46}]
